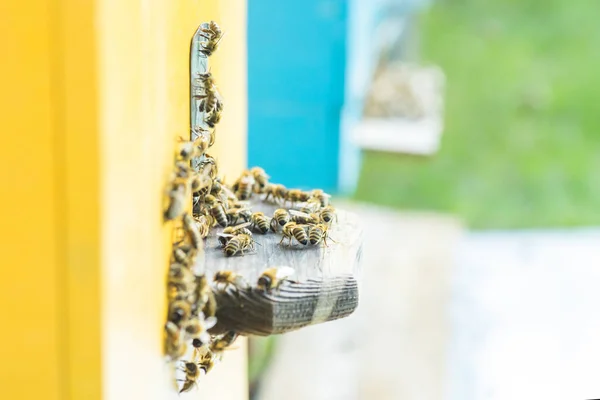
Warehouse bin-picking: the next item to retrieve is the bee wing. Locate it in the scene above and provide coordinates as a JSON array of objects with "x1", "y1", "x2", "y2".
[
  {"x1": 231, "y1": 222, "x2": 251, "y2": 230},
  {"x1": 218, "y1": 233, "x2": 235, "y2": 239},
  {"x1": 275, "y1": 266, "x2": 295, "y2": 279},
  {"x1": 288, "y1": 209, "x2": 311, "y2": 218}
]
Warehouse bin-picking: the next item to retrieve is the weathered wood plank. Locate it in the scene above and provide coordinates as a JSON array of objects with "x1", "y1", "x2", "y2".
[{"x1": 201, "y1": 203, "x2": 362, "y2": 336}]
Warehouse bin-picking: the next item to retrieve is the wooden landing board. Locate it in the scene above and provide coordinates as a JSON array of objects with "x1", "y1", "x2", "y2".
[{"x1": 200, "y1": 202, "x2": 362, "y2": 336}]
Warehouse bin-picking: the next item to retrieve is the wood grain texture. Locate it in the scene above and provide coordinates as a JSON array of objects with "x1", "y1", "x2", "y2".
[{"x1": 200, "y1": 202, "x2": 363, "y2": 336}]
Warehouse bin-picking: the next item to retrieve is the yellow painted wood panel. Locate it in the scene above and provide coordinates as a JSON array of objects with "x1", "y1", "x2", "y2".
[
  {"x1": 2, "y1": 0, "x2": 247, "y2": 398},
  {"x1": 0, "y1": 0, "x2": 62, "y2": 398},
  {"x1": 97, "y1": 0, "x2": 248, "y2": 399}
]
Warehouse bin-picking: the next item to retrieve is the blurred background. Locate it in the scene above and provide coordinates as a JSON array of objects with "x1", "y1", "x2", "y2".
[{"x1": 246, "y1": 0, "x2": 600, "y2": 399}]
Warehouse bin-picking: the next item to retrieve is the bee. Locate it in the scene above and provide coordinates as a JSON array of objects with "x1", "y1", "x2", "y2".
[
  {"x1": 250, "y1": 211, "x2": 271, "y2": 234},
  {"x1": 289, "y1": 209, "x2": 319, "y2": 225},
  {"x1": 226, "y1": 207, "x2": 251, "y2": 225},
  {"x1": 182, "y1": 213, "x2": 203, "y2": 251},
  {"x1": 194, "y1": 274, "x2": 217, "y2": 318},
  {"x1": 165, "y1": 321, "x2": 187, "y2": 360},
  {"x1": 223, "y1": 222, "x2": 253, "y2": 236},
  {"x1": 198, "y1": 153, "x2": 218, "y2": 178},
  {"x1": 168, "y1": 262, "x2": 195, "y2": 287},
  {"x1": 250, "y1": 166, "x2": 270, "y2": 193},
  {"x1": 224, "y1": 233, "x2": 257, "y2": 257},
  {"x1": 204, "y1": 108, "x2": 222, "y2": 128},
  {"x1": 182, "y1": 315, "x2": 217, "y2": 344},
  {"x1": 308, "y1": 223, "x2": 332, "y2": 246},
  {"x1": 286, "y1": 189, "x2": 310, "y2": 205},
  {"x1": 198, "y1": 21, "x2": 224, "y2": 57},
  {"x1": 309, "y1": 189, "x2": 331, "y2": 208},
  {"x1": 213, "y1": 270, "x2": 249, "y2": 291},
  {"x1": 233, "y1": 171, "x2": 255, "y2": 200},
  {"x1": 178, "y1": 130, "x2": 211, "y2": 161},
  {"x1": 200, "y1": 20, "x2": 222, "y2": 39},
  {"x1": 210, "y1": 331, "x2": 239, "y2": 353},
  {"x1": 319, "y1": 205, "x2": 337, "y2": 224},
  {"x1": 172, "y1": 243, "x2": 196, "y2": 267},
  {"x1": 264, "y1": 183, "x2": 288, "y2": 203},
  {"x1": 194, "y1": 72, "x2": 223, "y2": 114},
  {"x1": 209, "y1": 201, "x2": 228, "y2": 227},
  {"x1": 280, "y1": 222, "x2": 309, "y2": 246},
  {"x1": 164, "y1": 182, "x2": 188, "y2": 221},
  {"x1": 271, "y1": 209, "x2": 291, "y2": 232},
  {"x1": 178, "y1": 360, "x2": 202, "y2": 393},
  {"x1": 217, "y1": 233, "x2": 235, "y2": 248},
  {"x1": 193, "y1": 214, "x2": 214, "y2": 238},
  {"x1": 169, "y1": 299, "x2": 192, "y2": 327},
  {"x1": 257, "y1": 266, "x2": 295, "y2": 293}
]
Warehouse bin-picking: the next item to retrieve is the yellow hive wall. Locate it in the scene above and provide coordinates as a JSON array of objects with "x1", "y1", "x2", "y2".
[{"x1": 0, "y1": 0, "x2": 248, "y2": 398}]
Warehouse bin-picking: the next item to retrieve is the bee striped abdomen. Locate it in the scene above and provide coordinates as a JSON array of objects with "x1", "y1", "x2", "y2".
[
  {"x1": 224, "y1": 237, "x2": 241, "y2": 256},
  {"x1": 210, "y1": 204, "x2": 228, "y2": 227},
  {"x1": 292, "y1": 226, "x2": 309, "y2": 245},
  {"x1": 309, "y1": 225, "x2": 324, "y2": 245}
]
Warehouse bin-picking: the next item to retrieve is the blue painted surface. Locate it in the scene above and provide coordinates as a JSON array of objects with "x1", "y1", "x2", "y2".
[{"x1": 248, "y1": 0, "x2": 348, "y2": 192}]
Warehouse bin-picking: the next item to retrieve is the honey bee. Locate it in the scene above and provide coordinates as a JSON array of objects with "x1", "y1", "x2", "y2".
[
  {"x1": 250, "y1": 212, "x2": 271, "y2": 234},
  {"x1": 169, "y1": 299, "x2": 192, "y2": 326},
  {"x1": 308, "y1": 223, "x2": 333, "y2": 246},
  {"x1": 198, "y1": 153, "x2": 218, "y2": 178},
  {"x1": 172, "y1": 243, "x2": 196, "y2": 267},
  {"x1": 270, "y1": 209, "x2": 291, "y2": 232},
  {"x1": 194, "y1": 274, "x2": 217, "y2": 318},
  {"x1": 193, "y1": 214, "x2": 214, "y2": 238},
  {"x1": 289, "y1": 209, "x2": 320, "y2": 225},
  {"x1": 195, "y1": 72, "x2": 223, "y2": 114},
  {"x1": 309, "y1": 189, "x2": 331, "y2": 208},
  {"x1": 198, "y1": 21, "x2": 224, "y2": 57},
  {"x1": 165, "y1": 321, "x2": 187, "y2": 360},
  {"x1": 213, "y1": 270, "x2": 249, "y2": 291},
  {"x1": 182, "y1": 213, "x2": 203, "y2": 251},
  {"x1": 257, "y1": 266, "x2": 295, "y2": 293},
  {"x1": 178, "y1": 360, "x2": 202, "y2": 393},
  {"x1": 226, "y1": 207, "x2": 251, "y2": 225},
  {"x1": 204, "y1": 108, "x2": 222, "y2": 128},
  {"x1": 264, "y1": 183, "x2": 288, "y2": 203},
  {"x1": 233, "y1": 171, "x2": 255, "y2": 200},
  {"x1": 209, "y1": 201, "x2": 228, "y2": 227},
  {"x1": 168, "y1": 262, "x2": 195, "y2": 287},
  {"x1": 223, "y1": 222, "x2": 253, "y2": 236},
  {"x1": 164, "y1": 182, "x2": 188, "y2": 221},
  {"x1": 178, "y1": 130, "x2": 211, "y2": 161},
  {"x1": 201, "y1": 20, "x2": 222, "y2": 38},
  {"x1": 217, "y1": 233, "x2": 235, "y2": 248},
  {"x1": 250, "y1": 166, "x2": 270, "y2": 193},
  {"x1": 319, "y1": 205, "x2": 337, "y2": 224},
  {"x1": 224, "y1": 233, "x2": 257, "y2": 257},
  {"x1": 280, "y1": 222, "x2": 309, "y2": 246},
  {"x1": 210, "y1": 331, "x2": 239, "y2": 353},
  {"x1": 182, "y1": 315, "x2": 217, "y2": 344},
  {"x1": 286, "y1": 189, "x2": 310, "y2": 205}
]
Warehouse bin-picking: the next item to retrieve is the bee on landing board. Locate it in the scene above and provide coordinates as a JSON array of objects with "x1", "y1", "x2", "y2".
[
  {"x1": 223, "y1": 233, "x2": 257, "y2": 257},
  {"x1": 213, "y1": 270, "x2": 249, "y2": 292},
  {"x1": 250, "y1": 211, "x2": 271, "y2": 234},
  {"x1": 256, "y1": 266, "x2": 296, "y2": 293},
  {"x1": 271, "y1": 208, "x2": 290, "y2": 232},
  {"x1": 280, "y1": 222, "x2": 309, "y2": 246}
]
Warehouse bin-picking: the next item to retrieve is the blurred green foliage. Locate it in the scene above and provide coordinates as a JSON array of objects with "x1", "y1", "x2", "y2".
[{"x1": 355, "y1": 0, "x2": 600, "y2": 228}]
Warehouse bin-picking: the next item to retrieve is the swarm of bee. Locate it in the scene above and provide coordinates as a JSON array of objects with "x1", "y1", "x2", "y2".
[{"x1": 162, "y1": 20, "x2": 339, "y2": 393}]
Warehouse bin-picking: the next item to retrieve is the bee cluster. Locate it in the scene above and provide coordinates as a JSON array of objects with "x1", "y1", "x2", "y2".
[
  {"x1": 163, "y1": 20, "x2": 237, "y2": 394},
  {"x1": 214, "y1": 170, "x2": 338, "y2": 254},
  {"x1": 162, "y1": 20, "x2": 339, "y2": 394}
]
